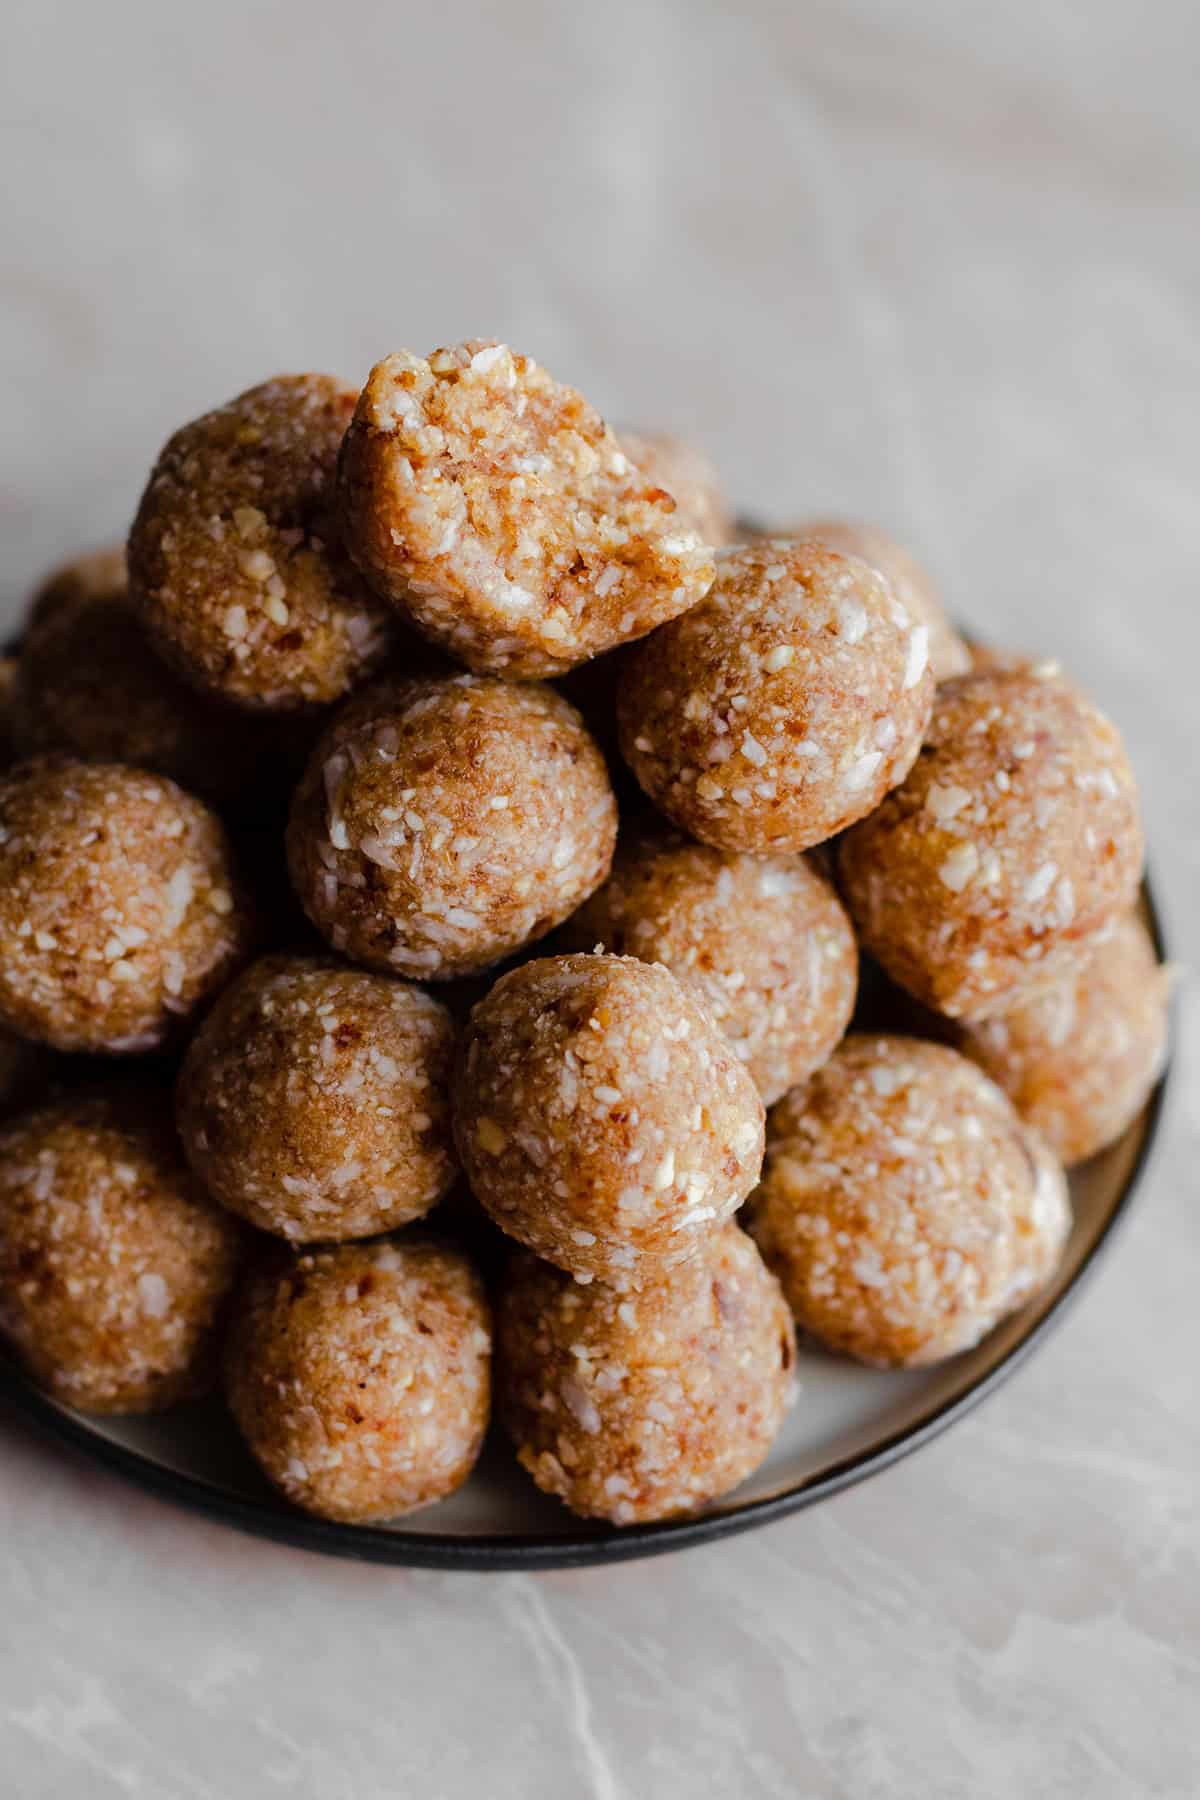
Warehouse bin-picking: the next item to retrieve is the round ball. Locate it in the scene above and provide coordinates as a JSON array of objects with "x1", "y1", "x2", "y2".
[
  {"x1": 0, "y1": 1092, "x2": 243, "y2": 1412},
  {"x1": 790, "y1": 519, "x2": 971, "y2": 681},
  {"x1": 28, "y1": 543, "x2": 127, "y2": 632},
  {"x1": 337, "y1": 341, "x2": 715, "y2": 677},
  {"x1": 838, "y1": 667, "x2": 1144, "y2": 1019},
  {"x1": 455, "y1": 954, "x2": 765, "y2": 1285},
  {"x1": 956, "y1": 912, "x2": 1169, "y2": 1165},
  {"x1": 498, "y1": 1224, "x2": 795, "y2": 1524},
  {"x1": 177, "y1": 955, "x2": 457, "y2": 1241},
  {"x1": 745, "y1": 1036, "x2": 1072, "y2": 1366},
  {"x1": 562, "y1": 825, "x2": 857, "y2": 1104},
  {"x1": 287, "y1": 673, "x2": 617, "y2": 979},
  {"x1": 225, "y1": 1238, "x2": 491, "y2": 1523},
  {"x1": 618, "y1": 429, "x2": 733, "y2": 544},
  {"x1": 618, "y1": 540, "x2": 934, "y2": 853},
  {"x1": 0, "y1": 759, "x2": 255, "y2": 1052},
  {"x1": 128, "y1": 374, "x2": 394, "y2": 711}
]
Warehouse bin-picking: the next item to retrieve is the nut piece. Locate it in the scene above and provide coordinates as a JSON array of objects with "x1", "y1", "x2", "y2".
[
  {"x1": 498, "y1": 1225, "x2": 795, "y2": 1524},
  {"x1": 0, "y1": 1092, "x2": 243, "y2": 1412},
  {"x1": 618, "y1": 539, "x2": 934, "y2": 853},
  {"x1": 225, "y1": 1238, "x2": 491, "y2": 1523},
  {"x1": 177, "y1": 955, "x2": 457, "y2": 1241},
  {"x1": 790, "y1": 519, "x2": 971, "y2": 681},
  {"x1": 562, "y1": 824, "x2": 856, "y2": 1104},
  {"x1": 618, "y1": 430, "x2": 734, "y2": 544},
  {"x1": 838, "y1": 667, "x2": 1144, "y2": 1019},
  {"x1": 337, "y1": 341, "x2": 715, "y2": 676},
  {"x1": 128, "y1": 374, "x2": 394, "y2": 711},
  {"x1": 454, "y1": 954, "x2": 765, "y2": 1286},
  {"x1": 745, "y1": 1035, "x2": 1071, "y2": 1366},
  {"x1": 0, "y1": 759, "x2": 254, "y2": 1053},
  {"x1": 287, "y1": 673, "x2": 617, "y2": 979},
  {"x1": 956, "y1": 912, "x2": 1169, "y2": 1165}
]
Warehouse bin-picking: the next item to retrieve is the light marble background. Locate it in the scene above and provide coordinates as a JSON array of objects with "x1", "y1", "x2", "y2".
[{"x1": 3, "y1": 3, "x2": 1198, "y2": 1795}]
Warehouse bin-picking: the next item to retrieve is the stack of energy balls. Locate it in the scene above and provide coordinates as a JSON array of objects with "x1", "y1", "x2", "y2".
[{"x1": 0, "y1": 344, "x2": 1167, "y2": 1532}]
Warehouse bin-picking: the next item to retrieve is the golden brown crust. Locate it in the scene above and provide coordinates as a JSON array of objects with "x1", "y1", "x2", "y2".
[
  {"x1": 0, "y1": 759, "x2": 255, "y2": 1052},
  {"x1": 286, "y1": 673, "x2": 617, "y2": 979},
  {"x1": 837, "y1": 668, "x2": 1144, "y2": 1019},
  {"x1": 498, "y1": 1225, "x2": 794, "y2": 1523},
  {"x1": 225, "y1": 1238, "x2": 491, "y2": 1523},
  {"x1": 0, "y1": 1092, "x2": 243, "y2": 1412},
  {"x1": 177, "y1": 955, "x2": 457, "y2": 1241},
  {"x1": 561, "y1": 824, "x2": 856, "y2": 1104},
  {"x1": 337, "y1": 342, "x2": 715, "y2": 676},
  {"x1": 454, "y1": 953, "x2": 765, "y2": 1285},
  {"x1": 128, "y1": 375, "x2": 394, "y2": 711},
  {"x1": 618, "y1": 540, "x2": 934, "y2": 853}
]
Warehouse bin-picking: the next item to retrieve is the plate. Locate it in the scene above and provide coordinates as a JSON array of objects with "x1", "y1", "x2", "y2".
[{"x1": 0, "y1": 885, "x2": 1173, "y2": 1570}]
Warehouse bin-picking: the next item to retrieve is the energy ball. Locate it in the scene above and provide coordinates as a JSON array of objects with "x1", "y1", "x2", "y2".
[
  {"x1": 956, "y1": 912, "x2": 1169, "y2": 1165},
  {"x1": 562, "y1": 825, "x2": 857, "y2": 1104},
  {"x1": 28, "y1": 543, "x2": 127, "y2": 631},
  {"x1": 619, "y1": 429, "x2": 734, "y2": 544},
  {"x1": 838, "y1": 667, "x2": 1144, "y2": 1020},
  {"x1": 793, "y1": 519, "x2": 971, "y2": 681},
  {"x1": 455, "y1": 954, "x2": 765, "y2": 1286},
  {"x1": 618, "y1": 539, "x2": 934, "y2": 853},
  {"x1": 177, "y1": 955, "x2": 457, "y2": 1241},
  {"x1": 287, "y1": 673, "x2": 617, "y2": 979},
  {"x1": 0, "y1": 759, "x2": 254, "y2": 1053},
  {"x1": 0, "y1": 1092, "x2": 243, "y2": 1412},
  {"x1": 225, "y1": 1238, "x2": 491, "y2": 1523},
  {"x1": 10, "y1": 579, "x2": 305, "y2": 808},
  {"x1": 128, "y1": 374, "x2": 394, "y2": 711},
  {"x1": 498, "y1": 1224, "x2": 795, "y2": 1524},
  {"x1": 745, "y1": 1036, "x2": 1071, "y2": 1366},
  {"x1": 337, "y1": 340, "x2": 715, "y2": 677}
]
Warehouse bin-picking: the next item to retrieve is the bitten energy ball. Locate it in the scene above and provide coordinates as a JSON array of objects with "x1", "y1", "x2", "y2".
[
  {"x1": 619, "y1": 430, "x2": 733, "y2": 545},
  {"x1": 0, "y1": 759, "x2": 254, "y2": 1053},
  {"x1": 177, "y1": 955, "x2": 457, "y2": 1241},
  {"x1": 455, "y1": 954, "x2": 765, "y2": 1285},
  {"x1": 562, "y1": 826, "x2": 857, "y2": 1104},
  {"x1": 618, "y1": 540, "x2": 934, "y2": 853},
  {"x1": 128, "y1": 375, "x2": 394, "y2": 710},
  {"x1": 10, "y1": 577, "x2": 303, "y2": 807},
  {"x1": 793, "y1": 519, "x2": 971, "y2": 681},
  {"x1": 225, "y1": 1238, "x2": 491, "y2": 1523},
  {"x1": 499, "y1": 1224, "x2": 795, "y2": 1524},
  {"x1": 746, "y1": 1036, "x2": 1071, "y2": 1366},
  {"x1": 838, "y1": 667, "x2": 1144, "y2": 1019},
  {"x1": 956, "y1": 912, "x2": 1169, "y2": 1165},
  {"x1": 337, "y1": 341, "x2": 715, "y2": 677},
  {"x1": 0, "y1": 1093, "x2": 242, "y2": 1412},
  {"x1": 287, "y1": 673, "x2": 617, "y2": 979}
]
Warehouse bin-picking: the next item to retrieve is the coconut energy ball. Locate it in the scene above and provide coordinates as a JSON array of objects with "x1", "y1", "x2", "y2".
[
  {"x1": 177, "y1": 955, "x2": 457, "y2": 1241},
  {"x1": 499, "y1": 1224, "x2": 795, "y2": 1524},
  {"x1": 618, "y1": 540, "x2": 934, "y2": 853},
  {"x1": 956, "y1": 912, "x2": 1169, "y2": 1165},
  {"x1": 337, "y1": 341, "x2": 715, "y2": 677},
  {"x1": 562, "y1": 826, "x2": 857, "y2": 1104},
  {"x1": 128, "y1": 375, "x2": 394, "y2": 711},
  {"x1": 10, "y1": 580, "x2": 305, "y2": 807},
  {"x1": 793, "y1": 520, "x2": 971, "y2": 681},
  {"x1": 0, "y1": 759, "x2": 254, "y2": 1053},
  {"x1": 745, "y1": 1036, "x2": 1071, "y2": 1366},
  {"x1": 455, "y1": 954, "x2": 765, "y2": 1285},
  {"x1": 618, "y1": 430, "x2": 734, "y2": 545},
  {"x1": 838, "y1": 667, "x2": 1144, "y2": 1020},
  {"x1": 287, "y1": 673, "x2": 617, "y2": 980},
  {"x1": 225, "y1": 1238, "x2": 491, "y2": 1523},
  {"x1": 28, "y1": 543, "x2": 127, "y2": 632},
  {"x1": 0, "y1": 1092, "x2": 243, "y2": 1412}
]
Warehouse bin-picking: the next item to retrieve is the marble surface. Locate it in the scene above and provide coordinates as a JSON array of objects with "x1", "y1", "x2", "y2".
[{"x1": 2, "y1": 3, "x2": 1198, "y2": 1794}]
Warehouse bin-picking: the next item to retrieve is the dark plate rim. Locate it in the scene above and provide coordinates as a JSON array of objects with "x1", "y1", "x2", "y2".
[{"x1": 0, "y1": 880, "x2": 1174, "y2": 1572}]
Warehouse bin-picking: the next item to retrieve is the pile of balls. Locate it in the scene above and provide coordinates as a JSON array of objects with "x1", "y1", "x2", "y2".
[{"x1": 0, "y1": 343, "x2": 1168, "y2": 1529}]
